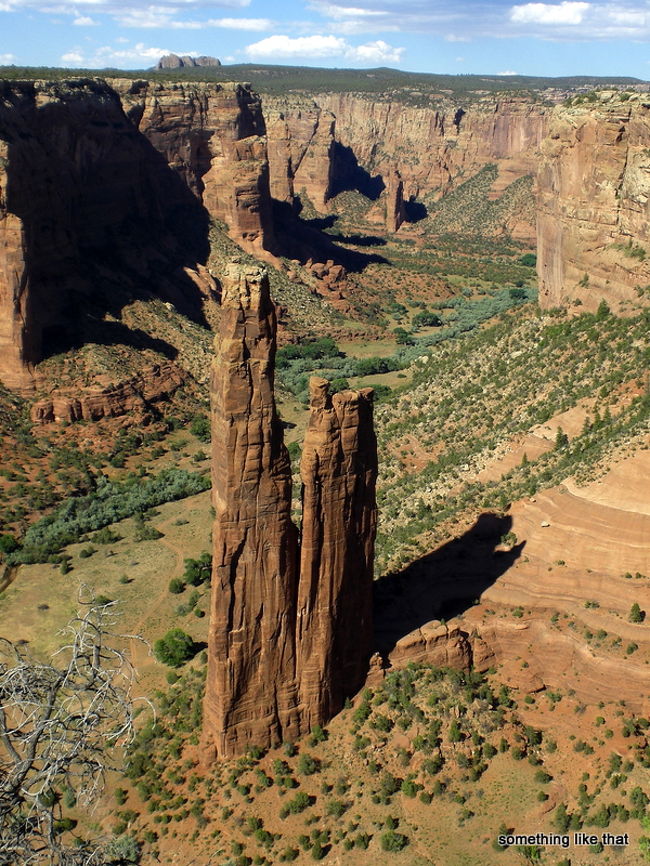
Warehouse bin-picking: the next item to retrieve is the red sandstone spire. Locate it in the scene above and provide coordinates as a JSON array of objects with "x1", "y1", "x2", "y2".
[
  {"x1": 202, "y1": 263, "x2": 302, "y2": 759},
  {"x1": 202, "y1": 265, "x2": 378, "y2": 759}
]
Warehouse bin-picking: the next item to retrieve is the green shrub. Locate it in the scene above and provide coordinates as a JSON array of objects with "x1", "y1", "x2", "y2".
[
  {"x1": 629, "y1": 603, "x2": 645, "y2": 623},
  {"x1": 297, "y1": 754, "x2": 320, "y2": 776},
  {"x1": 380, "y1": 830, "x2": 409, "y2": 852},
  {"x1": 11, "y1": 469, "x2": 210, "y2": 564},
  {"x1": 184, "y1": 553, "x2": 212, "y2": 586},
  {"x1": 153, "y1": 629, "x2": 196, "y2": 668},
  {"x1": 190, "y1": 415, "x2": 211, "y2": 442}
]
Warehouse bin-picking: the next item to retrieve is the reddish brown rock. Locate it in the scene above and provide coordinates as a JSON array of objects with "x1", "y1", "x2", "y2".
[
  {"x1": 263, "y1": 92, "x2": 547, "y2": 242},
  {"x1": 0, "y1": 78, "x2": 213, "y2": 392},
  {"x1": 30, "y1": 362, "x2": 185, "y2": 424},
  {"x1": 388, "y1": 622, "x2": 472, "y2": 670},
  {"x1": 385, "y1": 170, "x2": 406, "y2": 234},
  {"x1": 203, "y1": 265, "x2": 378, "y2": 758},
  {"x1": 0, "y1": 78, "x2": 273, "y2": 393},
  {"x1": 297, "y1": 377, "x2": 377, "y2": 729},
  {"x1": 202, "y1": 263, "x2": 303, "y2": 759},
  {"x1": 115, "y1": 79, "x2": 275, "y2": 254},
  {"x1": 537, "y1": 93, "x2": 650, "y2": 311},
  {"x1": 367, "y1": 169, "x2": 405, "y2": 233},
  {"x1": 264, "y1": 97, "x2": 335, "y2": 208}
]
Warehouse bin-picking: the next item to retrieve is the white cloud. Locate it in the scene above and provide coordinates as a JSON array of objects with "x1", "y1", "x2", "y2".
[
  {"x1": 207, "y1": 17, "x2": 272, "y2": 30},
  {"x1": 245, "y1": 34, "x2": 347, "y2": 59},
  {"x1": 346, "y1": 39, "x2": 403, "y2": 63},
  {"x1": 61, "y1": 51, "x2": 84, "y2": 63},
  {"x1": 0, "y1": 52, "x2": 16, "y2": 63},
  {"x1": 510, "y1": 1, "x2": 590, "y2": 26},
  {"x1": 498, "y1": 69, "x2": 520, "y2": 74},
  {"x1": 113, "y1": 7, "x2": 272, "y2": 30},
  {"x1": 0, "y1": 0, "x2": 252, "y2": 15},
  {"x1": 310, "y1": 2, "x2": 388, "y2": 19},
  {"x1": 115, "y1": 8, "x2": 174, "y2": 28},
  {"x1": 73, "y1": 14, "x2": 97, "y2": 24},
  {"x1": 95, "y1": 41, "x2": 190, "y2": 62},
  {"x1": 445, "y1": 33, "x2": 470, "y2": 42},
  {"x1": 607, "y1": 9, "x2": 647, "y2": 27},
  {"x1": 245, "y1": 33, "x2": 403, "y2": 64}
]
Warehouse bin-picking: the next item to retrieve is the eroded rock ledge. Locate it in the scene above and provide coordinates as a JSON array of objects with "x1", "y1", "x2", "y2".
[{"x1": 202, "y1": 263, "x2": 377, "y2": 758}]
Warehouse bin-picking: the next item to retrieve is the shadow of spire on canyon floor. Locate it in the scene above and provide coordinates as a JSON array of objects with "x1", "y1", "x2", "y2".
[{"x1": 374, "y1": 513, "x2": 525, "y2": 657}]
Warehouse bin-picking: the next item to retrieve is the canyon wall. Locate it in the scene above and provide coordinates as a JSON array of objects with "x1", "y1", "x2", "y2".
[
  {"x1": 3, "y1": 78, "x2": 649, "y2": 395},
  {"x1": 262, "y1": 92, "x2": 547, "y2": 240},
  {"x1": 30, "y1": 361, "x2": 185, "y2": 423},
  {"x1": 537, "y1": 94, "x2": 650, "y2": 311},
  {"x1": 114, "y1": 79, "x2": 274, "y2": 253},
  {"x1": 0, "y1": 77, "x2": 273, "y2": 392},
  {"x1": 202, "y1": 263, "x2": 377, "y2": 758},
  {"x1": 0, "y1": 79, "x2": 206, "y2": 391}
]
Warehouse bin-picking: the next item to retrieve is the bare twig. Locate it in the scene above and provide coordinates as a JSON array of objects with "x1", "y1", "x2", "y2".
[{"x1": 0, "y1": 596, "x2": 148, "y2": 865}]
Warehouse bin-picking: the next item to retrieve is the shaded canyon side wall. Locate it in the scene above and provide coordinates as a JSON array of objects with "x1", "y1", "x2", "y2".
[
  {"x1": 262, "y1": 92, "x2": 547, "y2": 241},
  {"x1": 0, "y1": 78, "x2": 274, "y2": 392}
]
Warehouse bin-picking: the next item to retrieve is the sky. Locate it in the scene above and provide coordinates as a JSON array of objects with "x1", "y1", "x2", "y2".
[{"x1": 1, "y1": 0, "x2": 650, "y2": 78}]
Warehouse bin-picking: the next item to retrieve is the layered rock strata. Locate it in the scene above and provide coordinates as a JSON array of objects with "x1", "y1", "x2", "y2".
[
  {"x1": 0, "y1": 77, "x2": 272, "y2": 392},
  {"x1": 262, "y1": 92, "x2": 547, "y2": 241},
  {"x1": 0, "y1": 79, "x2": 207, "y2": 391},
  {"x1": 537, "y1": 94, "x2": 650, "y2": 311},
  {"x1": 30, "y1": 362, "x2": 184, "y2": 424},
  {"x1": 156, "y1": 54, "x2": 221, "y2": 70},
  {"x1": 203, "y1": 264, "x2": 377, "y2": 758},
  {"x1": 115, "y1": 79, "x2": 274, "y2": 254},
  {"x1": 203, "y1": 263, "x2": 302, "y2": 757}
]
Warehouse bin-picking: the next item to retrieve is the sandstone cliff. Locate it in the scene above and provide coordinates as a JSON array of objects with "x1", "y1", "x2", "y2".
[
  {"x1": 30, "y1": 361, "x2": 185, "y2": 424},
  {"x1": 297, "y1": 377, "x2": 376, "y2": 729},
  {"x1": 537, "y1": 93, "x2": 650, "y2": 311},
  {"x1": 262, "y1": 92, "x2": 547, "y2": 241},
  {"x1": 202, "y1": 264, "x2": 377, "y2": 758},
  {"x1": 115, "y1": 79, "x2": 274, "y2": 254},
  {"x1": 0, "y1": 78, "x2": 210, "y2": 391},
  {"x1": 264, "y1": 96, "x2": 335, "y2": 208},
  {"x1": 0, "y1": 77, "x2": 273, "y2": 393},
  {"x1": 156, "y1": 54, "x2": 221, "y2": 70}
]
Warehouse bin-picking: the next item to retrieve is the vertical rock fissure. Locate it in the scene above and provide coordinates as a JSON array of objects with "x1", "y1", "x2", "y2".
[{"x1": 202, "y1": 264, "x2": 377, "y2": 759}]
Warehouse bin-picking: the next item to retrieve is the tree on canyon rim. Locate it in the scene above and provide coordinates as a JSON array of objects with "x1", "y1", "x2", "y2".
[{"x1": 0, "y1": 595, "x2": 145, "y2": 865}]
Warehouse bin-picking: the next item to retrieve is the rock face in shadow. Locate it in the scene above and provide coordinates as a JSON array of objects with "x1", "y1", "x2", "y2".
[
  {"x1": 0, "y1": 77, "x2": 274, "y2": 393},
  {"x1": 116, "y1": 79, "x2": 274, "y2": 254},
  {"x1": 262, "y1": 92, "x2": 547, "y2": 241},
  {"x1": 202, "y1": 264, "x2": 377, "y2": 759},
  {"x1": 0, "y1": 79, "x2": 207, "y2": 391},
  {"x1": 537, "y1": 95, "x2": 650, "y2": 312}
]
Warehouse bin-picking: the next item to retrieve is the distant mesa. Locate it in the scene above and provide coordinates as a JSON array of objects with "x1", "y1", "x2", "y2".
[{"x1": 156, "y1": 54, "x2": 221, "y2": 70}]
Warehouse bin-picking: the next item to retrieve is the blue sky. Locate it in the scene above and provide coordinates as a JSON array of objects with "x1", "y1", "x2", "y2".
[{"x1": 1, "y1": 0, "x2": 649, "y2": 78}]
